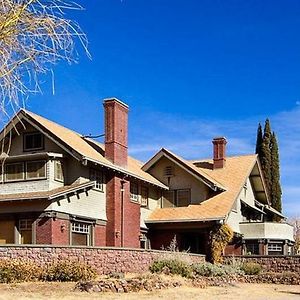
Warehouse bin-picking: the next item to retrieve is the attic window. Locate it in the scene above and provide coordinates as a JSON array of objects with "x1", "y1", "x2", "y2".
[
  {"x1": 24, "y1": 132, "x2": 44, "y2": 151},
  {"x1": 164, "y1": 166, "x2": 174, "y2": 177}
]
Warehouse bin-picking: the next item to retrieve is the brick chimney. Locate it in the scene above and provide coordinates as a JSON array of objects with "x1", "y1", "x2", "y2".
[
  {"x1": 212, "y1": 137, "x2": 227, "y2": 169},
  {"x1": 103, "y1": 98, "x2": 128, "y2": 167}
]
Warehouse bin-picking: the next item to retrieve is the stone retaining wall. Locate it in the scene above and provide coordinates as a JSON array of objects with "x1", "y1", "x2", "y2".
[
  {"x1": 0, "y1": 245, "x2": 205, "y2": 274},
  {"x1": 223, "y1": 255, "x2": 300, "y2": 273}
]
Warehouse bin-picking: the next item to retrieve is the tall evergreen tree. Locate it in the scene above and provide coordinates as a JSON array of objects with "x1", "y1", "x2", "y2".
[
  {"x1": 255, "y1": 123, "x2": 263, "y2": 156},
  {"x1": 270, "y1": 132, "x2": 282, "y2": 216},
  {"x1": 260, "y1": 119, "x2": 272, "y2": 195},
  {"x1": 255, "y1": 119, "x2": 283, "y2": 222}
]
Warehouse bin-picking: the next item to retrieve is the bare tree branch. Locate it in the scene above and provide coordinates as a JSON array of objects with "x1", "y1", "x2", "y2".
[{"x1": 0, "y1": 0, "x2": 89, "y2": 117}]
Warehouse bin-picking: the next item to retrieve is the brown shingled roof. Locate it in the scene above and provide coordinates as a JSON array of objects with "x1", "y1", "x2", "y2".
[
  {"x1": 13, "y1": 110, "x2": 167, "y2": 189},
  {"x1": 146, "y1": 154, "x2": 258, "y2": 223}
]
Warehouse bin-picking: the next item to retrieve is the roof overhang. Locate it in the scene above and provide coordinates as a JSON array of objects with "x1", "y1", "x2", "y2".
[
  {"x1": 142, "y1": 148, "x2": 226, "y2": 191},
  {"x1": 145, "y1": 216, "x2": 225, "y2": 224},
  {"x1": 82, "y1": 156, "x2": 168, "y2": 189},
  {"x1": 241, "y1": 199, "x2": 266, "y2": 214}
]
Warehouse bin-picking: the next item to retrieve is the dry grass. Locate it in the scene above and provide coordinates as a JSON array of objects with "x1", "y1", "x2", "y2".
[{"x1": 0, "y1": 282, "x2": 299, "y2": 300}]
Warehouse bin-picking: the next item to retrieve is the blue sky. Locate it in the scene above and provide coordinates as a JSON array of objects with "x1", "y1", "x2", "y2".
[{"x1": 2, "y1": 0, "x2": 300, "y2": 216}]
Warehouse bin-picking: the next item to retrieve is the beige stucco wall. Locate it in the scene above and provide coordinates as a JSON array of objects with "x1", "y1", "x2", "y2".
[
  {"x1": 147, "y1": 156, "x2": 210, "y2": 204},
  {"x1": 140, "y1": 186, "x2": 160, "y2": 229},
  {"x1": 227, "y1": 178, "x2": 256, "y2": 233}
]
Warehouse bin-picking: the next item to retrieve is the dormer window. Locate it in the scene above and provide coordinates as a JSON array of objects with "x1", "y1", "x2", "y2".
[{"x1": 24, "y1": 132, "x2": 44, "y2": 151}]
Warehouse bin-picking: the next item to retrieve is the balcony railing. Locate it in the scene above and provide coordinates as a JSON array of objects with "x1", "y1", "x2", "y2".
[{"x1": 240, "y1": 222, "x2": 294, "y2": 241}]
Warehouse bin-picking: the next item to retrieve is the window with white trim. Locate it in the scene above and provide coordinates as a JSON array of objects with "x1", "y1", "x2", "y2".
[
  {"x1": 130, "y1": 182, "x2": 139, "y2": 202},
  {"x1": 90, "y1": 169, "x2": 103, "y2": 191},
  {"x1": 71, "y1": 222, "x2": 91, "y2": 246},
  {"x1": 26, "y1": 161, "x2": 46, "y2": 179},
  {"x1": 268, "y1": 243, "x2": 283, "y2": 254},
  {"x1": 19, "y1": 219, "x2": 33, "y2": 230},
  {"x1": 5, "y1": 162, "x2": 24, "y2": 181},
  {"x1": 54, "y1": 160, "x2": 64, "y2": 182}
]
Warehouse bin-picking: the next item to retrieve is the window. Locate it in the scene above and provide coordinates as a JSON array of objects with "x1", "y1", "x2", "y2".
[
  {"x1": 141, "y1": 186, "x2": 148, "y2": 207},
  {"x1": 19, "y1": 219, "x2": 33, "y2": 244},
  {"x1": 5, "y1": 162, "x2": 24, "y2": 181},
  {"x1": 130, "y1": 182, "x2": 139, "y2": 202},
  {"x1": 71, "y1": 222, "x2": 91, "y2": 246},
  {"x1": 162, "y1": 190, "x2": 175, "y2": 208},
  {"x1": 90, "y1": 169, "x2": 103, "y2": 191},
  {"x1": 24, "y1": 132, "x2": 44, "y2": 151},
  {"x1": 176, "y1": 189, "x2": 190, "y2": 207},
  {"x1": 162, "y1": 189, "x2": 190, "y2": 208},
  {"x1": 268, "y1": 243, "x2": 283, "y2": 255},
  {"x1": 26, "y1": 161, "x2": 46, "y2": 179},
  {"x1": 54, "y1": 160, "x2": 64, "y2": 182},
  {"x1": 245, "y1": 242, "x2": 259, "y2": 255}
]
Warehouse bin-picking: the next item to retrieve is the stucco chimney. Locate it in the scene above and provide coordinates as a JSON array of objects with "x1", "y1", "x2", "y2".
[
  {"x1": 103, "y1": 98, "x2": 128, "y2": 167},
  {"x1": 212, "y1": 137, "x2": 227, "y2": 169}
]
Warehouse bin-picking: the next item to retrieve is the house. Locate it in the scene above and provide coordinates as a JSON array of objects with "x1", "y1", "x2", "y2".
[{"x1": 0, "y1": 98, "x2": 294, "y2": 255}]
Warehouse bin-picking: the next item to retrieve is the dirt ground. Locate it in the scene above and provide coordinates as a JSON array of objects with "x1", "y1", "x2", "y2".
[{"x1": 0, "y1": 282, "x2": 299, "y2": 300}]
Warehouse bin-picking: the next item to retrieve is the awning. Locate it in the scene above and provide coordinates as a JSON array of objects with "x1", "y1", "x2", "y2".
[
  {"x1": 264, "y1": 205, "x2": 285, "y2": 219},
  {"x1": 241, "y1": 200, "x2": 266, "y2": 214}
]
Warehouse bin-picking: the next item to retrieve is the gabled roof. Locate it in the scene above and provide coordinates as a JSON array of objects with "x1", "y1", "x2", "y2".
[
  {"x1": 142, "y1": 148, "x2": 226, "y2": 191},
  {"x1": 147, "y1": 154, "x2": 263, "y2": 223},
  {"x1": 0, "y1": 109, "x2": 167, "y2": 189}
]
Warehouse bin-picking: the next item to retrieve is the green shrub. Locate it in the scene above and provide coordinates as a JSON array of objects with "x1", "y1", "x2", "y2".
[
  {"x1": 192, "y1": 262, "x2": 244, "y2": 277},
  {"x1": 41, "y1": 261, "x2": 97, "y2": 282},
  {"x1": 0, "y1": 259, "x2": 42, "y2": 283},
  {"x1": 241, "y1": 262, "x2": 262, "y2": 275},
  {"x1": 149, "y1": 259, "x2": 192, "y2": 278}
]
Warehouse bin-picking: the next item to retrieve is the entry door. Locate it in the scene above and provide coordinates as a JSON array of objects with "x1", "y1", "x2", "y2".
[{"x1": 0, "y1": 221, "x2": 15, "y2": 244}]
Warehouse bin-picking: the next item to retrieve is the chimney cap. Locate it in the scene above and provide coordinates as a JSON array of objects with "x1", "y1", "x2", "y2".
[
  {"x1": 103, "y1": 97, "x2": 129, "y2": 109},
  {"x1": 212, "y1": 137, "x2": 227, "y2": 143}
]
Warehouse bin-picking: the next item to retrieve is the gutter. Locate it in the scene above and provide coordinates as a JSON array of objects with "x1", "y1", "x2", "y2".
[
  {"x1": 145, "y1": 216, "x2": 225, "y2": 224},
  {"x1": 82, "y1": 156, "x2": 168, "y2": 190}
]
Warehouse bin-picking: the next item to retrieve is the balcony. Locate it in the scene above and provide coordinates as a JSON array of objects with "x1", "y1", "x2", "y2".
[{"x1": 240, "y1": 222, "x2": 294, "y2": 241}]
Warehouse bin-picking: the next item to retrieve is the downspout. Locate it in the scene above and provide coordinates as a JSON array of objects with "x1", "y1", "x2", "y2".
[{"x1": 120, "y1": 179, "x2": 125, "y2": 247}]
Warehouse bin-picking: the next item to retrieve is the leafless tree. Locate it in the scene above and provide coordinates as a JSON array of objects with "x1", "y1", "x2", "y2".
[
  {"x1": 0, "y1": 0, "x2": 89, "y2": 118},
  {"x1": 288, "y1": 216, "x2": 300, "y2": 254}
]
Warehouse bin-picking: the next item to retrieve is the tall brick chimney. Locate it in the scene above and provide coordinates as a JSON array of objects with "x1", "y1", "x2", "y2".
[
  {"x1": 212, "y1": 137, "x2": 227, "y2": 169},
  {"x1": 103, "y1": 98, "x2": 128, "y2": 167}
]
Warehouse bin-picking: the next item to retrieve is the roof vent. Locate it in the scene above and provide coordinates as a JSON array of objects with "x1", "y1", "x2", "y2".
[{"x1": 164, "y1": 166, "x2": 174, "y2": 177}]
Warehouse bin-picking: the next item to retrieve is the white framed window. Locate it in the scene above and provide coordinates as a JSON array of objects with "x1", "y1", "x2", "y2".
[
  {"x1": 90, "y1": 169, "x2": 103, "y2": 191},
  {"x1": 54, "y1": 160, "x2": 64, "y2": 182},
  {"x1": 130, "y1": 182, "x2": 139, "y2": 202},
  {"x1": 23, "y1": 132, "x2": 44, "y2": 151},
  {"x1": 5, "y1": 162, "x2": 24, "y2": 181},
  {"x1": 268, "y1": 243, "x2": 283, "y2": 252},
  {"x1": 19, "y1": 219, "x2": 33, "y2": 231},
  {"x1": 26, "y1": 160, "x2": 46, "y2": 179},
  {"x1": 71, "y1": 222, "x2": 90, "y2": 234},
  {"x1": 71, "y1": 222, "x2": 91, "y2": 246},
  {"x1": 141, "y1": 186, "x2": 148, "y2": 207}
]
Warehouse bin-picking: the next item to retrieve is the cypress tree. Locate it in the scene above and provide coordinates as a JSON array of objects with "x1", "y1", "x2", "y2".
[
  {"x1": 270, "y1": 132, "x2": 282, "y2": 218},
  {"x1": 255, "y1": 123, "x2": 263, "y2": 156},
  {"x1": 260, "y1": 119, "x2": 272, "y2": 195}
]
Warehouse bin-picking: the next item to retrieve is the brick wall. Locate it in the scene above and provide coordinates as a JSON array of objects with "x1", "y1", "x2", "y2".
[
  {"x1": 0, "y1": 245, "x2": 205, "y2": 274},
  {"x1": 223, "y1": 255, "x2": 300, "y2": 273},
  {"x1": 94, "y1": 224, "x2": 106, "y2": 246},
  {"x1": 36, "y1": 217, "x2": 69, "y2": 245}
]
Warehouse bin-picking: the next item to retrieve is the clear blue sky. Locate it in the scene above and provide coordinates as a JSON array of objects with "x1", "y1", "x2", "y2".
[{"x1": 7, "y1": 1, "x2": 300, "y2": 215}]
